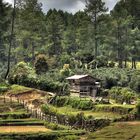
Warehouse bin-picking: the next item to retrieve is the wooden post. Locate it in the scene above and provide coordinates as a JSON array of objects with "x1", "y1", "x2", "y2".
[
  {"x1": 4, "y1": 95, "x2": 6, "y2": 103},
  {"x1": 17, "y1": 98, "x2": 19, "y2": 103},
  {"x1": 10, "y1": 97, "x2": 12, "y2": 104}
]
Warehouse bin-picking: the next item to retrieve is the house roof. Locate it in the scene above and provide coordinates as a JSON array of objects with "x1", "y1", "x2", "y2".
[{"x1": 66, "y1": 75, "x2": 89, "y2": 80}]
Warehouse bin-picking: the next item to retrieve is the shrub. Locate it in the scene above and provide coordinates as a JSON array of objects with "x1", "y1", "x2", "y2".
[
  {"x1": 41, "y1": 104, "x2": 57, "y2": 115},
  {"x1": 60, "y1": 64, "x2": 71, "y2": 78},
  {"x1": 9, "y1": 63, "x2": 68, "y2": 93},
  {"x1": 136, "y1": 101, "x2": 140, "y2": 115},
  {"x1": 9, "y1": 62, "x2": 36, "y2": 86},
  {"x1": 44, "y1": 122, "x2": 65, "y2": 130},
  {"x1": 129, "y1": 71, "x2": 140, "y2": 92},
  {"x1": 108, "y1": 61, "x2": 115, "y2": 67},
  {"x1": 88, "y1": 68, "x2": 131, "y2": 89},
  {"x1": 0, "y1": 84, "x2": 9, "y2": 93},
  {"x1": 51, "y1": 96, "x2": 94, "y2": 110},
  {"x1": 109, "y1": 87, "x2": 136, "y2": 104},
  {"x1": 34, "y1": 54, "x2": 49, "y2": 74},
  {"x1": 89, "y1": 56, "x2": 108, "y2": 69},
  {"x1": 57, "y1": 135, "x2": 79, "y2": 140}
]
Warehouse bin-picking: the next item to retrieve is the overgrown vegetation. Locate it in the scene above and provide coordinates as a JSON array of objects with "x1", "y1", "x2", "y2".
[
  {"x1": 44, "y1": 122, "x2": 69, "y2": 130},
  {"x1": 109, "y1": 87, "x2": 137, "y2": 104},
  {"x1": 51, "y1": 96, "x2": 94, "y2": 110}
]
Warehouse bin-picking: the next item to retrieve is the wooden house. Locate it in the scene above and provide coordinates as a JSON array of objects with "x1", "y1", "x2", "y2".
[{"x1": 66, "y1": 75, "x2": 100, "y2": 98}]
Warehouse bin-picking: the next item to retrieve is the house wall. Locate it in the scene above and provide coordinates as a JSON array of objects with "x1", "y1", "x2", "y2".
[{"x1": 68, "y1": 76, "x2": 99, "y2": 98}]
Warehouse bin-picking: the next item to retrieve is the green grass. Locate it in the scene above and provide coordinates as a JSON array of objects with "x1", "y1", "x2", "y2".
[
  {"x1": 47, "y1": 105, "x2": 122, "y2": 119},
  {"x1": 95, "y1": 104, "x2": 135, "y2": 108},
  {"x1": 0, "y1": 129, "x2": 85, "y2": 139},
  {"x1": 87, "y1": 122, "x2": 140, "y2": 140},
  {"x1": 0, "y1": 97, "x2": 30, "y2": 119},
  {"x1": 0, "y1": 97, "x2": 26, "y2": 113},
  {"x1": 0, "y1": 118, "x2": 44, "y2": 126},
  {"x1": 6, "y1": 84, "x2": 32, "y2": 95}
]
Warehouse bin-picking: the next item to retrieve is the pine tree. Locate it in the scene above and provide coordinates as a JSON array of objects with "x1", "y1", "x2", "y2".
[
  {"x1": 0, "y1": 0, "x2": 11, "y2": 63},
  {"x1": 85, "y1": 0, "x2": 108, "y2": 58},
  {"x1": 46, "y1": 9, "x2": 65, "y2": 56}
]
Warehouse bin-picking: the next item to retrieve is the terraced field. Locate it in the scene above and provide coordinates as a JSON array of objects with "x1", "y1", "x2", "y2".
[
  {"x1": 0, "y1": 126, "x2": 50, "y2": 133},
  {"x1": 87, "y1": 122, "x2": 140, "y2": 140}
]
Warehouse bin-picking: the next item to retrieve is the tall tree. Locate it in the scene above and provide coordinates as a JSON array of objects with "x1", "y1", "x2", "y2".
[
  {"x1": 129, "y1": 28, "x2": 140, "y2": 69},
  {"x1": 14, "y1": 0, "x2": 44, "y2": 62},
  {"x1": 0, "y1": 0, "x2": 11, "y2": 63},
  {"x1": 5, "y1": 0, "x2": 16, "y2": 79},
  {"x1": 45, "y1": 9, "x2": 65, "y2": 56},
  {"x1": 85, "y1": 0, "x2": 108, "y2": 58}
]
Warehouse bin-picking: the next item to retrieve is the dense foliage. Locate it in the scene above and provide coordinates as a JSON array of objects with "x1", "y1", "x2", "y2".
[
  {"x1": 0, "y1": 0, "x2": 140, "y2": 105},
  {"x1": 0, "y1": 0, "x2": 140, "y2": 77},
  {"x1": 51, "y1": 96, "x2": 94, "y2": 110},
  {"x1": 109, "y1": 87, "x2": 136, "y2": 104}
]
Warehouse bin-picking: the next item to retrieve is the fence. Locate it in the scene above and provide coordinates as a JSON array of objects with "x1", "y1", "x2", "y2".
[{"x1": 2, "y1": 95, "x2": 111, "y2": 131}]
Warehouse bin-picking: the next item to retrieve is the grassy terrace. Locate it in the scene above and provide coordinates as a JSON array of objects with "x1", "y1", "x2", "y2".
[
  {"x1": 47, "y1": 105, "x2": 123, "y2": 119},
  {"x1": 43, "y1": 96, "x2": 135, "y2": 120},
  {"x1": 0, "y1": 96, "x2": 29, "y2": 117},
  {"x1": 87, "y1": 121, "x2": 140, "y2": 140},
  {"x1": 0, "y1": 118, "x2": 44, "y2": 126},
  {"x1": 95, "y1": 104, "x2": 135, "y2": 108},
  {"x1": 5, "y1": 84, "x2": 33, "y2": 95},
  {"x1": 0, "y1": 130, "x2": 85, "y2": 140}
]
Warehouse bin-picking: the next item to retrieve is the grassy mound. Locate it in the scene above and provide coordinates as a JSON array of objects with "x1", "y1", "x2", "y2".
[{"x1": 87, "y1": 122, "x2": 140, "y2": 140}]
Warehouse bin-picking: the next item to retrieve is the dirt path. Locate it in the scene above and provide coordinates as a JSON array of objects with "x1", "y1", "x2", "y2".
[{"x1": 122, "y1": 121, "x2": 140, "y2": 125}]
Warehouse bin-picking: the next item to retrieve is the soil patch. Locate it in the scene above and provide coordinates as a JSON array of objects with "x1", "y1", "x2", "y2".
[{"x1": 0, "y1": 126, "x2": 51, "y2": 133}]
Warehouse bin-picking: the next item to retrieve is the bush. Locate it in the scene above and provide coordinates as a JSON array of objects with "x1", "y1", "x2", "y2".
[
  {"x1": 89, "y1": 56, "x2": 108, "y2": 69},
  {"x1": 57, "y1": 135, "x2": 79, "y2": 140},
  {"x1": 9, "y1": 63, "x2": 68, "y2": 93},
  {"x1": 52, "y1": 96, "x2": 94, "y2": 110},
  {"x1": 136, "y1": 101, "x2": 140, "y2": 115},
  {"x1": 89, "y1": 68, "x2": 130, "y2": 89},
  {"x1": 0, "y1": 85, "x2": 9, "y2": 93},
  {"x1": 129, "y1": 71, "x2": 140, "y2": 92},
  {"x1": 34, "y1": 54, "x2": 49, "y2": 74},
  {"x1": 109, "y1": 87, "x2": 136, "y2": 104},
  {"x1": 41, "y1": 105, "x2": 57, "y2": 115},
  {"x1": 44, "y1": 122, "x2": 65, "y2": 130},
  {"x1": 9, "y1": 62, "x2": 36, "y2": 86}
]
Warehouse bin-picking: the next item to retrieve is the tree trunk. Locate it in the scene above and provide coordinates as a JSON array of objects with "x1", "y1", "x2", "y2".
[
  {"x1": 132, "y1": 58, "x2": 137, "y2": 69},
  {"x1": 94, "y1": 12, "x2": 98, "y2": 58},
  {"x1": 32, "y1": 41, "x2": 35, "y2": 62},
  {"x1": 124, "y1": 59, "x2": 127, "y2": 68},
  {"x1": 5, "y1": 0, "x2": 16, "y2": 79},
  {"x1": 117, "y1": 22, "x2": 123, "y2": 68}
]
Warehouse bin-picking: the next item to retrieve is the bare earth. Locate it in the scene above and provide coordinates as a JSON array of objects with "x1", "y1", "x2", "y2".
[
  {"x1": 0, "y1": 126, "x2": 51, "y2": 133},
  {"x1": 122, "y1": 121, "x2": 140, "y2": 125}
]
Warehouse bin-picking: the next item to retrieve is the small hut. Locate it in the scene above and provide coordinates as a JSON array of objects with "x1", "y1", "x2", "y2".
[{"x1": 66, "y1": 75, "x2": 100, "y2": 98}]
